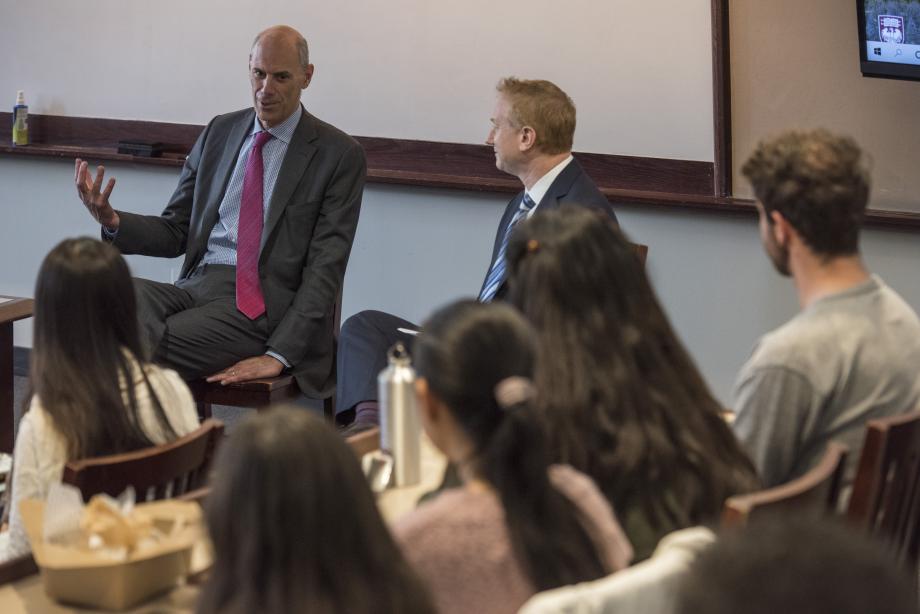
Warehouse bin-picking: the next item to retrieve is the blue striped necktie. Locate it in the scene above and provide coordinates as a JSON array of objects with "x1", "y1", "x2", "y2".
[{"x1": 479, "y1": 193, "x2": 537, "y2": 302}]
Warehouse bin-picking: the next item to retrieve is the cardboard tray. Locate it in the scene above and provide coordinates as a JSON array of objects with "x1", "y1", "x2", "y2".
[{"x1": 19, "y1": 498, "x2": 201, "y2": 611}]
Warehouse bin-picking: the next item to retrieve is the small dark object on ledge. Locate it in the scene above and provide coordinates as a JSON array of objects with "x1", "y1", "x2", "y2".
[{"x1": 117, "y1": 140, "x2": 165, "y2": 157}]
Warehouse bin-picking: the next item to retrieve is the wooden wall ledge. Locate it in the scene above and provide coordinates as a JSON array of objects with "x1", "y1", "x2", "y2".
[
  {"x1": 2, "y1": 112, "x2": 919, "y2": 229},
  {"x1": 0, "y1": 142, "x2": 187, "y2": 168}
]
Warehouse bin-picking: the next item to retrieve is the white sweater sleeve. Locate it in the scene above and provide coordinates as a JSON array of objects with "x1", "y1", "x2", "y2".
[
  {"x1": 1, "y1": 409, "x2": 63, "y2": 562},
  {"x1": 156, "y1": 368, "x2": 200, "y2": 438},
  {"x1": 139, "y1": 366, "x2": 200, "y2": 443}
]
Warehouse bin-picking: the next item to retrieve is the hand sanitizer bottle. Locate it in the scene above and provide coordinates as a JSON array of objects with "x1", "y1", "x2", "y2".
[{"x1": 12, "y1": 91, "x2": 28, "y2": 146}]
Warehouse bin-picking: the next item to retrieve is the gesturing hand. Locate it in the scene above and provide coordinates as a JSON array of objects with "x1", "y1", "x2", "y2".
[
  {"x1": 206, "y1": 355, "x2": 285, "y2": 386},
  {"x1": 74, "y1": 158, "x2": 120, "y2": 230}
]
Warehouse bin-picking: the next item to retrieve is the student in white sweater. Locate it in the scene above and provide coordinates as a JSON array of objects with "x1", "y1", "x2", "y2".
[{"x1": 0, "y1": 238, "x2": 199, "y2": 562}]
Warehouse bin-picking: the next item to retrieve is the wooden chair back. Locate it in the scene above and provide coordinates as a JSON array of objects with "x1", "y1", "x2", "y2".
[
  {"x1": 722, "y1": 442, "x2": 848, "y2": 528},
  {"x1": 0, "y1": 554, "x2": 37, "y2": 585},
  {"x1": 177, "y1": 486, "x2": 211, "y2": 505},
  {"x1": 346, "y1": 426, "x2": 380, "y2": 459},
  {"x1": 169, "y1": 428, "x2": 379, "y2": 509},
  {"x1": 632, "y1": 242, "x2": 649, "y2": 266},
  {"x1": 847, "y1": 411, "x2": 920, "y2": 568},
  {"x1": 62, "y1": 419, "x2": 224, "y2": 502}
]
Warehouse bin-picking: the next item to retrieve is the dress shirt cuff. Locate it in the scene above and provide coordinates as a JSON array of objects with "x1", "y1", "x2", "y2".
[
  {"x1": 101, "y1": 225, "x2": 119, "y2": 241},
  {"x1": 265, "y1": 350, "x2": 291, "y2": 369}
]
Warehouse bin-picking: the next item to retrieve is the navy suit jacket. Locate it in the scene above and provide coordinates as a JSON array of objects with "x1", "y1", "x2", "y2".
[{"x1": 479, "y1": 157, "x2": 616, "y2": 300}]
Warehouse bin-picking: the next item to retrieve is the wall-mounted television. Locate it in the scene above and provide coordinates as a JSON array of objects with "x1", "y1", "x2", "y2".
[{"x1": 858, "y1": 0, "x2": 920, "y2": 80}]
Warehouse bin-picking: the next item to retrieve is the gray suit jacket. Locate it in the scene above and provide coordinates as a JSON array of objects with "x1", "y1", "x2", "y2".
[
  {"x1": 114, "y1": 107, "x2": 366, "y2": 397},
  {"x1": 479, "y1": 157, "x2": 616, "y2": 301}
]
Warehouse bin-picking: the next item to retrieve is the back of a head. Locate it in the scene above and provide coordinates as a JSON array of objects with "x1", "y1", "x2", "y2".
[
  {"x1": 504, "y1": 207, "x2": 758, "y2": 537},
  {"x1": 496, "y1": 77, "x2": 576, "y2": 155},
  {"x1": 414, "y1": 300, "x2": 536, "y2": 440},
  {"x1": 33, "y1": 237, "x2": 141, "y2": 368},
  {"x1": 506, "y1": 206, "x2": 651, "y2": 336},
  {"x1": 742, "y1": 128, "x2": 870, "y2": 257},
  {"x1": 31, "y1": 237, "x2": 156, "y2": 459},
  {"x1": 414, "y1": 300, "x2": 610, "y2": 591},
  {"x1": 677, "y1": 518, "x2": 917, "y2": 614},
  {"x1": 199, "y1": 405, "x2": 434, "y2": 614}
]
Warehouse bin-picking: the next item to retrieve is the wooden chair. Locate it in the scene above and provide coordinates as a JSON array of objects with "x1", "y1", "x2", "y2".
[
  {"x1": 190, "y1": 291, "x2": 343, "y2": 421},
  {"x1": 62, "y1": 419, "x2": 224, "y2": 502},
  {"x1": 177, "y1": 486, "x2": 211, "y2": 505},
  {"x1": 847, "y1": 411, "x2": 920, "y2": 568},
  {"x1": 0, "y1": 554, "x2": 38, "y2": 585},
  {"x1": 722, "y1": 442, "x2": 848, "y2": 528},
  {"x1": 346, "y1": 426, "x2": 380, "y2": 459},
  {"x1": 189, "y1": 375, "x2": 327, "y2": 418},
  {"x1": 165, "y1": 429, "x2": 380, "y2": 509},
  {"x1": 633, "y1": 242, "x2": 649, "y2": 266}
]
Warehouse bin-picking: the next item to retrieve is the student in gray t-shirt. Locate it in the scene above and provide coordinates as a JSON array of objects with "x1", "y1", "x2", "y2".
[{"x1": 732, "y1": 129, "x2": 920, "y2": 488}]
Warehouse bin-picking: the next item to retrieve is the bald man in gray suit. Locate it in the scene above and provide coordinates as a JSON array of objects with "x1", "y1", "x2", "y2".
[{"x1": 75, "y1": 26, "x2": 365, "y2": 401}]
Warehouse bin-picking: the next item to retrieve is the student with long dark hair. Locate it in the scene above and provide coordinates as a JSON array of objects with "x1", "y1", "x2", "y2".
[
  {"x1": 197, "y1": 406, "x2": 435, "y2": 614},
  {"x1": 505, "y1": 206, "x2": 759, "y2": 561},
  {"x1": 0, "y1": 238, "x2": 199, "y2": 561},
  {"x1": 393, "y1": 300, "x2": 632, "y2": 614}
]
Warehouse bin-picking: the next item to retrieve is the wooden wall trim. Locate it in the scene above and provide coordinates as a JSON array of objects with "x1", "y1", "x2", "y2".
[
  {"x1": 0, "y1": 112, "x2": 199, "y2": 167},
  {"x1": 2, "y1": 112, "x2": 919, "y2": 229},
  {"x1": 619, "y1": 196, "x2": 920, "y2": 231},
  {"x1": 711, "y1": 0, "x2": 732, "y2": 198},
  {"x1": 358, "y1": 136, "x2": 713, "y2": 195},
  {"x1": 0, "y1": 112, "x2": 714, "y2": 196}
]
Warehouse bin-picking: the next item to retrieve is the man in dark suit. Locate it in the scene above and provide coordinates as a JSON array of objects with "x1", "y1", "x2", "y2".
[
  {"x1": 337, "y1": 77, "x2": 616, "y2": 432},
  {"x1": 74, "y1": 25, "x2": 366, "y2": 400}
]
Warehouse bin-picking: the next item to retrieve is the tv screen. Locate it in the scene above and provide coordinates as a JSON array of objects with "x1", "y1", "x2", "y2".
[{"x1": 858, "y1": 0, "x2": 920, "y2": 80}]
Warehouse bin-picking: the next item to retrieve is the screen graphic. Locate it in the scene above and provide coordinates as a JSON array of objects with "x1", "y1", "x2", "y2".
[{"x1": 863, "y1": 1, "x2": 920, "y2": 67}]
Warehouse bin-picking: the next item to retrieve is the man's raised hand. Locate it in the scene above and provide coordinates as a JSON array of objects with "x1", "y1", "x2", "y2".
[{"x1": 74, "y1": 158, "x2": 120, "y2": 230}]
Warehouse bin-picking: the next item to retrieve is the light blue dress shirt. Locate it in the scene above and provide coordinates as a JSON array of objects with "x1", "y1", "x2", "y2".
[{"x1": 201, "y1": 106, "x2": 302, "y2": 266}]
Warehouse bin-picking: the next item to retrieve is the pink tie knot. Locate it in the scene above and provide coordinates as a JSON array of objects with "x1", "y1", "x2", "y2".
[{"x1": 252, "y1": 130, "x2": 272, "y2": 149}]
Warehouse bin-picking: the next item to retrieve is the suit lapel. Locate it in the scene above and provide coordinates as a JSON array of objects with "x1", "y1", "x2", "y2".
[
  {"x1": 185, "y1": 112, "x2": 252, "y2": 273},
  {"x1": 487, "y1": 160, "x2": 580, "y2": 299},
  {"x1": 538, "y1": 157, "x2": 583, "y2": 210},
  {"x1": 260, "y1": 109, "x2": 318, "y2": 253},
  {"x1": 491, "y1": 192, "x2": 524, "y2": 262}
]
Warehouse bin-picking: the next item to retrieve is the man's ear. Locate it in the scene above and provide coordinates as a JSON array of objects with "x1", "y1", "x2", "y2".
[
  {"x1": 519, "y1": 125, "x2": 537, "y2": 152},
  {"x1": 302, "y1": 64, "x2": 315, "y2": 90},
  {"x1": 770, "y1": 210, "x2": 791, "y2": 246}
]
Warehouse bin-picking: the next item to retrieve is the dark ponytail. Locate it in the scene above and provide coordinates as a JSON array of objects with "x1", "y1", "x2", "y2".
[{"x1": 415, "y1": 300, "x2": 608, "y2": 591}]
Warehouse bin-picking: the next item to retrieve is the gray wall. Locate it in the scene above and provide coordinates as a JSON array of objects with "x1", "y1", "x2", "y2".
[{"x1": 3, "y1": 155, "x2": 918, "y2": 406}]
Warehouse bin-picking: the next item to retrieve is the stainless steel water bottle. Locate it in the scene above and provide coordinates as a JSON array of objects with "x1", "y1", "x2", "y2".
[{"x1": 378, "y1": 342, "x2": 421, "y2": 487}]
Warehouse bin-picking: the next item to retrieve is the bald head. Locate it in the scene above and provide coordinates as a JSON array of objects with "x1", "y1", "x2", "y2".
[{"x1": 252, "y1": 25, "x2": 310, "y2": 70}]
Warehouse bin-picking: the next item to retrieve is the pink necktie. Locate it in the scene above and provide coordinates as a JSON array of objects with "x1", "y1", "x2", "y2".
[{"x1": 236, "y1": 130, "x2": 273, "y2": 320}]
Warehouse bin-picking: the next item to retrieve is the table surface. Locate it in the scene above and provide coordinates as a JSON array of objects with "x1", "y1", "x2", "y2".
[
  {"x1": 1, "y1": 436, "x2": 448, "y2": 613},
  {"x1": 0, "y1": 297, "x2": 34, "y2": 324}
]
